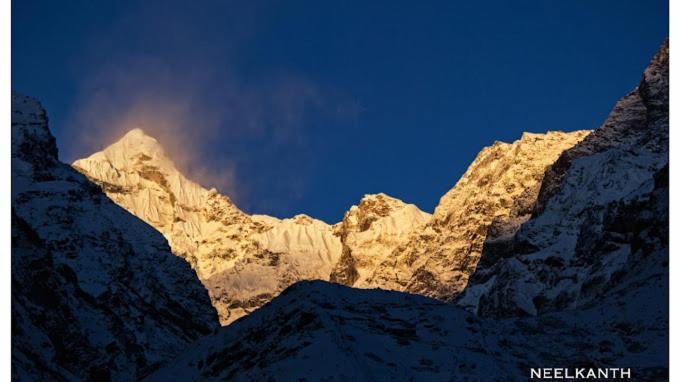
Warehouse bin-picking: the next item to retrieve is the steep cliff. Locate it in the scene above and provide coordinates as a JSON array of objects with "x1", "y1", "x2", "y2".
[
  {"x1": 364, "y1": 130, "x2": 589, "y2": 299},
  {"x1": 458, "y1": 40, "x2": 668, "y2": 318},
  {"x1": 11, "y1": 93, "x2": 219, "y2": 381}
]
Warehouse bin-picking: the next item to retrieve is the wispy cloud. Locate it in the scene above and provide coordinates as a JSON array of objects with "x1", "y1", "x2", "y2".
[
  {"x1": 68, "y1": 62, "x2": 332, "y2": 197},
  {"x1": 59, "y1": 2, "x2": 361, "y2": 211}
]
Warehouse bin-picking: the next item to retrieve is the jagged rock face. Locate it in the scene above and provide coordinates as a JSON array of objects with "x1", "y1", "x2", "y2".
[
  {"x1": 147, "y1": 278, "x2": 668, "y2": 381},
  {"x1": 11, "y1": 93, "x2": 219, "y2": 381},
  {"x1": 458, "y1": 40, "x2": 669, "y2": 318},
  {"x1": 74, "y1": 124, "x2": 587, "y2": 324},
  {"x1": 330, "y1": 193, "x2": 431, "y2": 287},
  {"x1": 364, "y1": 130, "x2": 589, "y2": 300},
  {"x1": 73, "y1": 129, "x2": 266, "y2": 279},
  {"x1": 203, "y1": 214, "x2": 343, "y2": 323},
  {"x1": 74, "y1": 132, "x2": 342, "y2": 324}
]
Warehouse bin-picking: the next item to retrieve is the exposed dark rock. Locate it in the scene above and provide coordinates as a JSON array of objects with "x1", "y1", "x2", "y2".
[{"x1": 11, "y1": 93, "x2": 220, "y2": 381}]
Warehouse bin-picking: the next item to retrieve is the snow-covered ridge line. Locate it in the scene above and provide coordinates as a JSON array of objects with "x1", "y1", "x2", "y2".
[
  {"x1": 360, "y1": 129, "x2": 590, "y2": 299},
  {"x1": 74, "y1": 119, "x2": 588, "y2": 325},
  {"x1": 73, "y1": 42, "x2": 677, "y2": 326},
  {"x1": 73, "y1": 128, "x2": 346, "y2": 324},
  {"x1": 74, "y1": 121, "x2": 586, "y2": 326}
]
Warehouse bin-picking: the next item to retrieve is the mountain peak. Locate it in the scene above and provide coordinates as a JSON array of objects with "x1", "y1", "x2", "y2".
[
  {"x1": 121, "y1": 127, "x2": 154, "y2": 141},
  {"x1": 360, "y1": 192, "x2": 396, "y2": 202},
  {"x1": 113, "y1": 128, "x2": 166, "y2": 155},
  {"x1": 11, "y1": 92, "x2": 58, "y2": 166},
  {"x1": 356, "y1": 193, "x2": 408, "y2": 215},
  {"x1": 74, "y1": 128, "x2": 175, "y2": 177}
]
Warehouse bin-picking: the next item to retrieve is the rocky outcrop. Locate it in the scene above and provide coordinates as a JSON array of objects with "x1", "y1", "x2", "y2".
[
  {"x1": 11, "y1": 93, "x2": 219, "y2": 381},
  {"x1": 364, "y1": 130, "x2": 589, "y2": 299},
  {"x1": 458, "y1": 40, "x2": 669, "y2": 318},
  {"x1": 330, "y1": 193, "x2": 431, "y2": 287}
]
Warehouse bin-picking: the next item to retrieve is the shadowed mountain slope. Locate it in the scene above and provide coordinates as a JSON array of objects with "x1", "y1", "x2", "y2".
[{"x1": 12, "y1": 93, "x2": 219, "y2": 381}]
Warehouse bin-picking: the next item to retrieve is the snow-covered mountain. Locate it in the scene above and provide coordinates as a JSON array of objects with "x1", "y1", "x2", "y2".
[
  {"x1": 203, "y1": 213, "x2": 343, "y2": 323},
  {"x1": 73, "y1": 131, "x2": 344, "y2": 324},
  {"x1": 74, "y1": 125, "x2": 583, "y2": 325},
  {"x1": 330, "y1": 193, "x2": 431, "y2": 287},
  {"x1": 146, "y1": 40, "x2": 669, "y2": 382},
  {"x1": 11, "y1": 93, "x2": 219, "y2": 381},
  {"x1": 75, "y1": 117, "x2": 590, "y2": 329},
  {"x1": 362, "y1": 130, "x2": 589, "y2": 299},
  {"x1": 458, "y1": 39, "x2": 669, "y2": 318},
  {"x1": 73, "y1": 128, "x2": 267, "y2": 279},
  {"x1": 13, "y1": 36, "x2": 668, "y2": 381},
  {"x1": 148, "y1": 272, "x2": 667, "y2": 381}
]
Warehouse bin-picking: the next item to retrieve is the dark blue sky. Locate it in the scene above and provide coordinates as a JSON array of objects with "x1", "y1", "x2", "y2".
[{"x1": 12, "y1": 0, "x2": 668, "y2": 222}]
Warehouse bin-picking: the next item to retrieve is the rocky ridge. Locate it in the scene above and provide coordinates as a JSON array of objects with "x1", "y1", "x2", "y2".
[
  {"x1": 74, "y1": 131, "x2": 345, "y2": 324},
  {"x1": 74, "y1": 126, "x2": 583, "y2": 325},
  {"x1": 363, "y1": 130, "x2": 589, "y2": 299},
  {"x1": 458, "y1": 39, "x2": 669, "y2": 318},
  {"x1": 73, "y1": 129, "x2": 267, "y2": 279},
  {"x1": 74, "y1": 127, "x2": 587, "y2": 325},
  {"x1": 330, "y1": 193, "x2": 431, "y2": 287}
]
